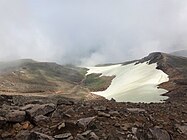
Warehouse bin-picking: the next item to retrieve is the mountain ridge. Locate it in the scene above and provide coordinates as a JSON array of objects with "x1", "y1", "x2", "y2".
[
  {"x1": 0, "y1": 52, "x2": 187, "y2": 139},
  {"x1": 0, "y1": 52, "x2": 187, "y2": 101}
]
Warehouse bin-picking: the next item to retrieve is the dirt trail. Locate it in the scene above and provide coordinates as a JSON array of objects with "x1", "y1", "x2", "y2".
[{"x1": 0, "y1": 92, "x2": 50, "y2": 97}]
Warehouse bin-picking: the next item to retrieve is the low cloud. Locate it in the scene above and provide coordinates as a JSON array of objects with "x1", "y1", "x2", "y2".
[{"x1": 0, "y1": 0, "x2": 187, "y2": 65}]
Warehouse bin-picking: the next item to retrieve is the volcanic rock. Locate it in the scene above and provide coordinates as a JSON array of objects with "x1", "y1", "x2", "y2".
[
  {"x1": 33, "y1": 115, "x2": 50, "y2": 126},
  {"x1": 58, "y1": 122, "x2": 66, "y2": 130},
  {"x1": 28, "y1": 131, "x2": 54, "y2": 140},
  {"x1": 75, "y1": 134, "x2": 87, "y2": 140},
  {"x1": 149, "y1": 126, "x2": 170, "y2": 140},
  {"x1": 26, "y1": 103, "x2": 56, "y2": 117},
  {"x1": 127, "y1": 108, "x2": 147, "y2": 113},
  {"x1": 120, "y1": 123, "x2": 134, "y2": 131},
  {"x1": 6, "y1": 110, "x2": 26, "y2": 123},
  {"x1": 54, "y1": 133, "x2": 73, "y2": 139},
  {"x1": 57, "y1": 99, "x2": 74, "y2": 106},
  {"x1": 22, "y1": 121, "x2": 32, "y2": 130},
  {"x1": 89, "y1": 132, "x2": 99, "y2": 140},
  {"x1": 81, "y1": 130, "x2": 92, "y2": 136},
  {"x1": 13, "y1": 123, "x2": 22, "y2": 131},
  {"x1": 1, "y1": 131, "x2": 12, "y2": 139},
  {"x1": 97, "y1": 111, "x2": 110, "y2": 117},
  {"x1": 20, "y1": 104, "x2": 35, "y2": 111},
  {"x1": 93, "y1": 106, "x2": 107, "y2": 111},
  {"x1": 108, "y1": 110, "x2": 119, "y2": 116},
  {"x1": 175, "y1": 124, "x2": 187, "y2": 135},
  {"x1": 77, "y1": 117, "x2": 96, "y2": 129},
  {"x1": 0, "y1": 116, "x2": 6, "y2": 128},
  {"x1": 65, "y1": 120, "x2": 77, "y2": 128},
  {"x1": 16, "y1": 130, "x2": 30, "y2": 140}
]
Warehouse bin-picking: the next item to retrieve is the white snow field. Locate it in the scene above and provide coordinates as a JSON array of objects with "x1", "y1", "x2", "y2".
[{"x1": 86, "y1": 62, "x2": 169, "y2": 103}]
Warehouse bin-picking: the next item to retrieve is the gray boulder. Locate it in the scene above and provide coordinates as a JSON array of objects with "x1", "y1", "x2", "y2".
[
  {"x1": 26, "y1": 103, "x2": 56, "y2": 118},
  {"x1": 33, "y1": 115, "x2": 50, "y2": 126},
  {"x1": 77, "y1": 117, "x2": 96, "y2": 129},
  {"x1": 149, "y1": 126, "x2": 170, "y2": 140}
]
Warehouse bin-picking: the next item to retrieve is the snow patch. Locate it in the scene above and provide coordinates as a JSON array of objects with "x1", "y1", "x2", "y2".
[{"x1": 86, "y1": 62, "x2": 169, "y2": 103}]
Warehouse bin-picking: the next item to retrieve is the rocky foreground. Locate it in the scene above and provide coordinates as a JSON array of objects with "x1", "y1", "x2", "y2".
[{"x1": 0, "y1": 94, "x2": 186, "y2": 140}]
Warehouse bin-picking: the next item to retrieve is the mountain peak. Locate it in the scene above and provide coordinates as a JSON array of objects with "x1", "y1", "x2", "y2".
[{"x1": 138, "y1": 52, "x2": 165, "y2": 64}]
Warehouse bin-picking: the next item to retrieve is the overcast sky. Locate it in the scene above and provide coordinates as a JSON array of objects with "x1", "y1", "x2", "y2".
[{"x1": 0, "y1": 0, "x2": 187, "y2": 65}]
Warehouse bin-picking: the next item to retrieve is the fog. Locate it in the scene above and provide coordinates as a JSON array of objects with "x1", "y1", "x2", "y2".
[{"x1": 0, "y1": 0, "x2": 187, "y2": 65}]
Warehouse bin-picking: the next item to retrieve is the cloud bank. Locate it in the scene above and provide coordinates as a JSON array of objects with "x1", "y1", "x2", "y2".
[{"x1": 0, "y1": 0, "x2": 187, "y2": 65}]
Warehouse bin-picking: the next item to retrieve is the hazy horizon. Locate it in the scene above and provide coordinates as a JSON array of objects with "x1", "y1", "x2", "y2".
[{"x1": 1, "y1": 0, "x2": 187, "y2": 65}]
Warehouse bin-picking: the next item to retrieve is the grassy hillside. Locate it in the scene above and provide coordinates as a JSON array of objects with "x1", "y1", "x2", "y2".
[
  {"x1": 0, "y1": 59, "x2": 112, "y2": 99},
  {"x1": 0, "y1": 60, "x2": 87, "y2": 93},
  {"x1": 82, "y1": 73, "x2": 114, "y2": 92}
]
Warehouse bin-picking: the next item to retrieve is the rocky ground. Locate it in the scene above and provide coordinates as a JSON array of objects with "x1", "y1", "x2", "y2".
[{"x1": 0, "y1": 94, "x2": 186, "y2": 140}]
